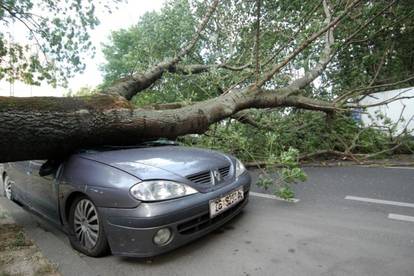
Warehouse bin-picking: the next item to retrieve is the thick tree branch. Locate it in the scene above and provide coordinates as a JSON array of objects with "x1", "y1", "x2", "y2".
[
  {"x1": 267, "y1": 0, "x2": 395, "y2": 94},
  {"x1": 262, "y1": 0, "x2": 323, "y2": 68},
  {"x1": 287, "y1": 0, "x2": 398, "y2": 99},
  {"x1": 232, "y1": 111, "x2": 263, "y2": 129},
  {"x1": 104, "y1": 0, "x2": 219, "y2": 100},
  {"x1": 0, "y1": 0, "x2": 409, "y2": 165},
  {"x1": 287, "y1": 0, "x2": 334, "y2": 90},
  {"x1": 254, "y1": 0, "x2": 261, "y2": 83},
  {"x1": 0, "y1": 85, "x2": 339, "y2": 162},
  {"x1": 171, "y1": 63, "x2": 251, "y2": 74},
  {"x1": 256, "y1": 0, "x2": 361, "y2": 87}
]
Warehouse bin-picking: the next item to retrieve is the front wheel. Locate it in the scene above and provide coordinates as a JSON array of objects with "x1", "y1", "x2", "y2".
[
  {"x1": 68, "y1": 196, "x2": 109, "y2": 257},
  {"x1": 3, "y1": 175, "x2": 13, "y2": 201}
]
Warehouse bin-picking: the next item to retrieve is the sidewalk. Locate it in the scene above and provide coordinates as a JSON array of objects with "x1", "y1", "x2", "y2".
[
  {"x1": 0, "y1": 199, "x2": 60, "y2": 276},
  {"x1": 0, "y1": 197, "x2": 98, "y2": 276}
]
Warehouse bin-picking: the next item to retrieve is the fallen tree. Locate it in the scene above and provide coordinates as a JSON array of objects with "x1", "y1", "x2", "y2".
[{"x1": 0, "y1": 0, "x2": 412, "y2": 163}]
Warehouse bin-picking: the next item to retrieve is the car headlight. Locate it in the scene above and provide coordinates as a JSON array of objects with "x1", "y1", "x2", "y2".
[
  {"x1": 235, "y1": 159, "x2": 246, "y2": 178},
  {"x1": 130, "y1": 180, "x2": 198, "y2": 201}
]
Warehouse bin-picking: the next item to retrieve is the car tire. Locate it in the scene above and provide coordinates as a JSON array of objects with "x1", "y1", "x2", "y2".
[
  {"x1": 68, "y1": 196, "x2": 110, "y2": 257},
  {"x1": 3, "y1": 175, "x2": 13, "y2": 201}
]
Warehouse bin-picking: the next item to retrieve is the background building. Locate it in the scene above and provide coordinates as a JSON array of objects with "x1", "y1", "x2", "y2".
[{"x1": 360, "y1": 87, "x2": 414, "y2": 135}]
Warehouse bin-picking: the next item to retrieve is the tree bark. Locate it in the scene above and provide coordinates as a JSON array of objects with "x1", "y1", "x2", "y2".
[
  {"x1": 0, "y1": 0, "x2": 402, "y2": 164},
  {"x1": 0, "y1": 87, "x2": 336, "y2": 162}
]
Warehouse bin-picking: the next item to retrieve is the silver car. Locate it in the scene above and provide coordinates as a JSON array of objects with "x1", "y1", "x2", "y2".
[{"x1": 1, "y1": 143, "x2": 251, "y2": 257}]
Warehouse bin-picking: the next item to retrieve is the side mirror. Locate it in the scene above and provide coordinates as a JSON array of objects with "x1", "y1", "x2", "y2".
[{"x1": 39, "y1": 160, "x2": 60, "y2": 177}]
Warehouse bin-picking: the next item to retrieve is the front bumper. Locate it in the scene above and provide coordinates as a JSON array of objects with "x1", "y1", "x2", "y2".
[{"x1": 98, "y1": 173, "x2": 251, "y2": 257}]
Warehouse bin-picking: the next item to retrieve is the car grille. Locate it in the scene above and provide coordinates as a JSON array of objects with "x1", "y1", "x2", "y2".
[
  {"x1": 177, "y1": 190, "x2": 248, "y2": 235},
  {"x1": 218, "y1": 166, "x2": 230, "y2": 178},
  {"x1": 187, "y1": 165, "x2": 231, "y2": 185}
]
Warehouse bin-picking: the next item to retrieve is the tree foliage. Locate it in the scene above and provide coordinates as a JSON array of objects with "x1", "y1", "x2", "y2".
[
  {"x1": 0, "y1": 0, "x2": 412, "y2": 163},
  {"x1": 101, "y1": 0, "x2": 334, "y2": 100},
  {"x1": 101, "y1": 0, "x2": 197, "y2": 84},
  {"x1": 1, "y1": 0, "x2": 413, "y2": 198},
  {"x1": 100, "y1": 0, "x2": 414, "y2": 165},
  {"x1": 330, "y1": 0, "x2": 414, "y2": 93},
  {"x1": 0, "y1": 0, "x2": 121, "y2": 86}
]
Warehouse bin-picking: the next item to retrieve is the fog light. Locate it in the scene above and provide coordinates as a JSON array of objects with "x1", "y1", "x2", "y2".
[{"x1": 153, "y1": 228, "x2": 172, "y2": 246}]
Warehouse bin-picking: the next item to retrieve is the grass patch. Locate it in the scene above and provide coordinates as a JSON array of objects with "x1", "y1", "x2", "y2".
[
  {"x1": 12, "y1": 232, "x2": 26, "y2": 248},
  {"x1": 34, "y1": 263, "x2": 57, "y2": 276},
  {"x1": 0, "y1": 224, "x2": 32, "y2": 250},
  {"x1": 0, "y1": 222, "x2": 59, "y2": 275}
]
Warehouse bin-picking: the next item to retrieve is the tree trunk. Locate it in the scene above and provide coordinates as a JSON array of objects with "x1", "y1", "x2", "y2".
[
  {"x1": 0, "y1": 93, "x2": 239, "y2": 162},
  {"x1": 1, "y1": 0, "x2": 396, "y2": 164},
  {"x1": 0, "y1": 87, "x2": 336, "y2": 162}
]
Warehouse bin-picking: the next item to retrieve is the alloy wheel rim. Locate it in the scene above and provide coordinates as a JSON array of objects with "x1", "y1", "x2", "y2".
[
  {"x1": 5, "y1": 178, "x2": 12, "y2": 200},
  {"x1": 74, "y1": 199, "x2": 99, "y2": 249}
]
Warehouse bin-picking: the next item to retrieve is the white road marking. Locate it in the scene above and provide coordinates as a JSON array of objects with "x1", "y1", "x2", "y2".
[
  {"x1": 358, "y1": 165, "x2": 414, "y2": 170},
  {"x1": 345, "y1": 196, "x2": 414, "y2": 208},
  {"x1": 388, "y1": 213, "x2": 414, "y2": 223},
  {"x1": 250, "y1": 192, "x2": 300, "y2": 203},
  {"x1": 383, "y1": 166, "x2": 414, "y2": 170}
]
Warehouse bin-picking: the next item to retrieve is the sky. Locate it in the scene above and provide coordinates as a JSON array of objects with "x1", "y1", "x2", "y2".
[
  {"x1": 70, "y1": 0, "x2": 166, "y2": 91},
  {"x1": 0, "y1": 0, "x2": 166, "y2": 97}
]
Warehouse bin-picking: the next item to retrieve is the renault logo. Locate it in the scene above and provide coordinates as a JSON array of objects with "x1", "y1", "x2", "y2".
[{"x1": 211, "y1": 169, "x2": 222, "y2": 185}]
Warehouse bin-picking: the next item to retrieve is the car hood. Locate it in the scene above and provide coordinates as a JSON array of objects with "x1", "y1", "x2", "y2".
[{"x1": 79, "y1": 146, "x2": 232, "y2": 181}]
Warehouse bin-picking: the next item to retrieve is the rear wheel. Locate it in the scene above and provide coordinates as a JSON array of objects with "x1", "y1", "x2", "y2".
[
  {"x1": 68, "y1": 196, "x2": 109, "y2": 257},
  {"x1": 3, "y1": 175, "x2": 13, "y2": 200}
]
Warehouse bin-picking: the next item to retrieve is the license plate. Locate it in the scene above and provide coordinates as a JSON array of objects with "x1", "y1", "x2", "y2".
[{"x1": 209, "y1": 188, "x2": 244, "y2": 218}]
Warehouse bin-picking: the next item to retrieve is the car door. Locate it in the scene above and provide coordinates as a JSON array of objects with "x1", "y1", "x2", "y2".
[
  {"x1": 28, "y1": 160, "x2": 60, "y2": 224},
  {"x1": 6, "y1": 161, "x2": 30, "y2": 203}
]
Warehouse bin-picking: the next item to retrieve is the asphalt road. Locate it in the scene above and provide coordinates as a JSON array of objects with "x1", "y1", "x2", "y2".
[{"x1": 1, "y1": 166, "x2": 414, "y2": 276}]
